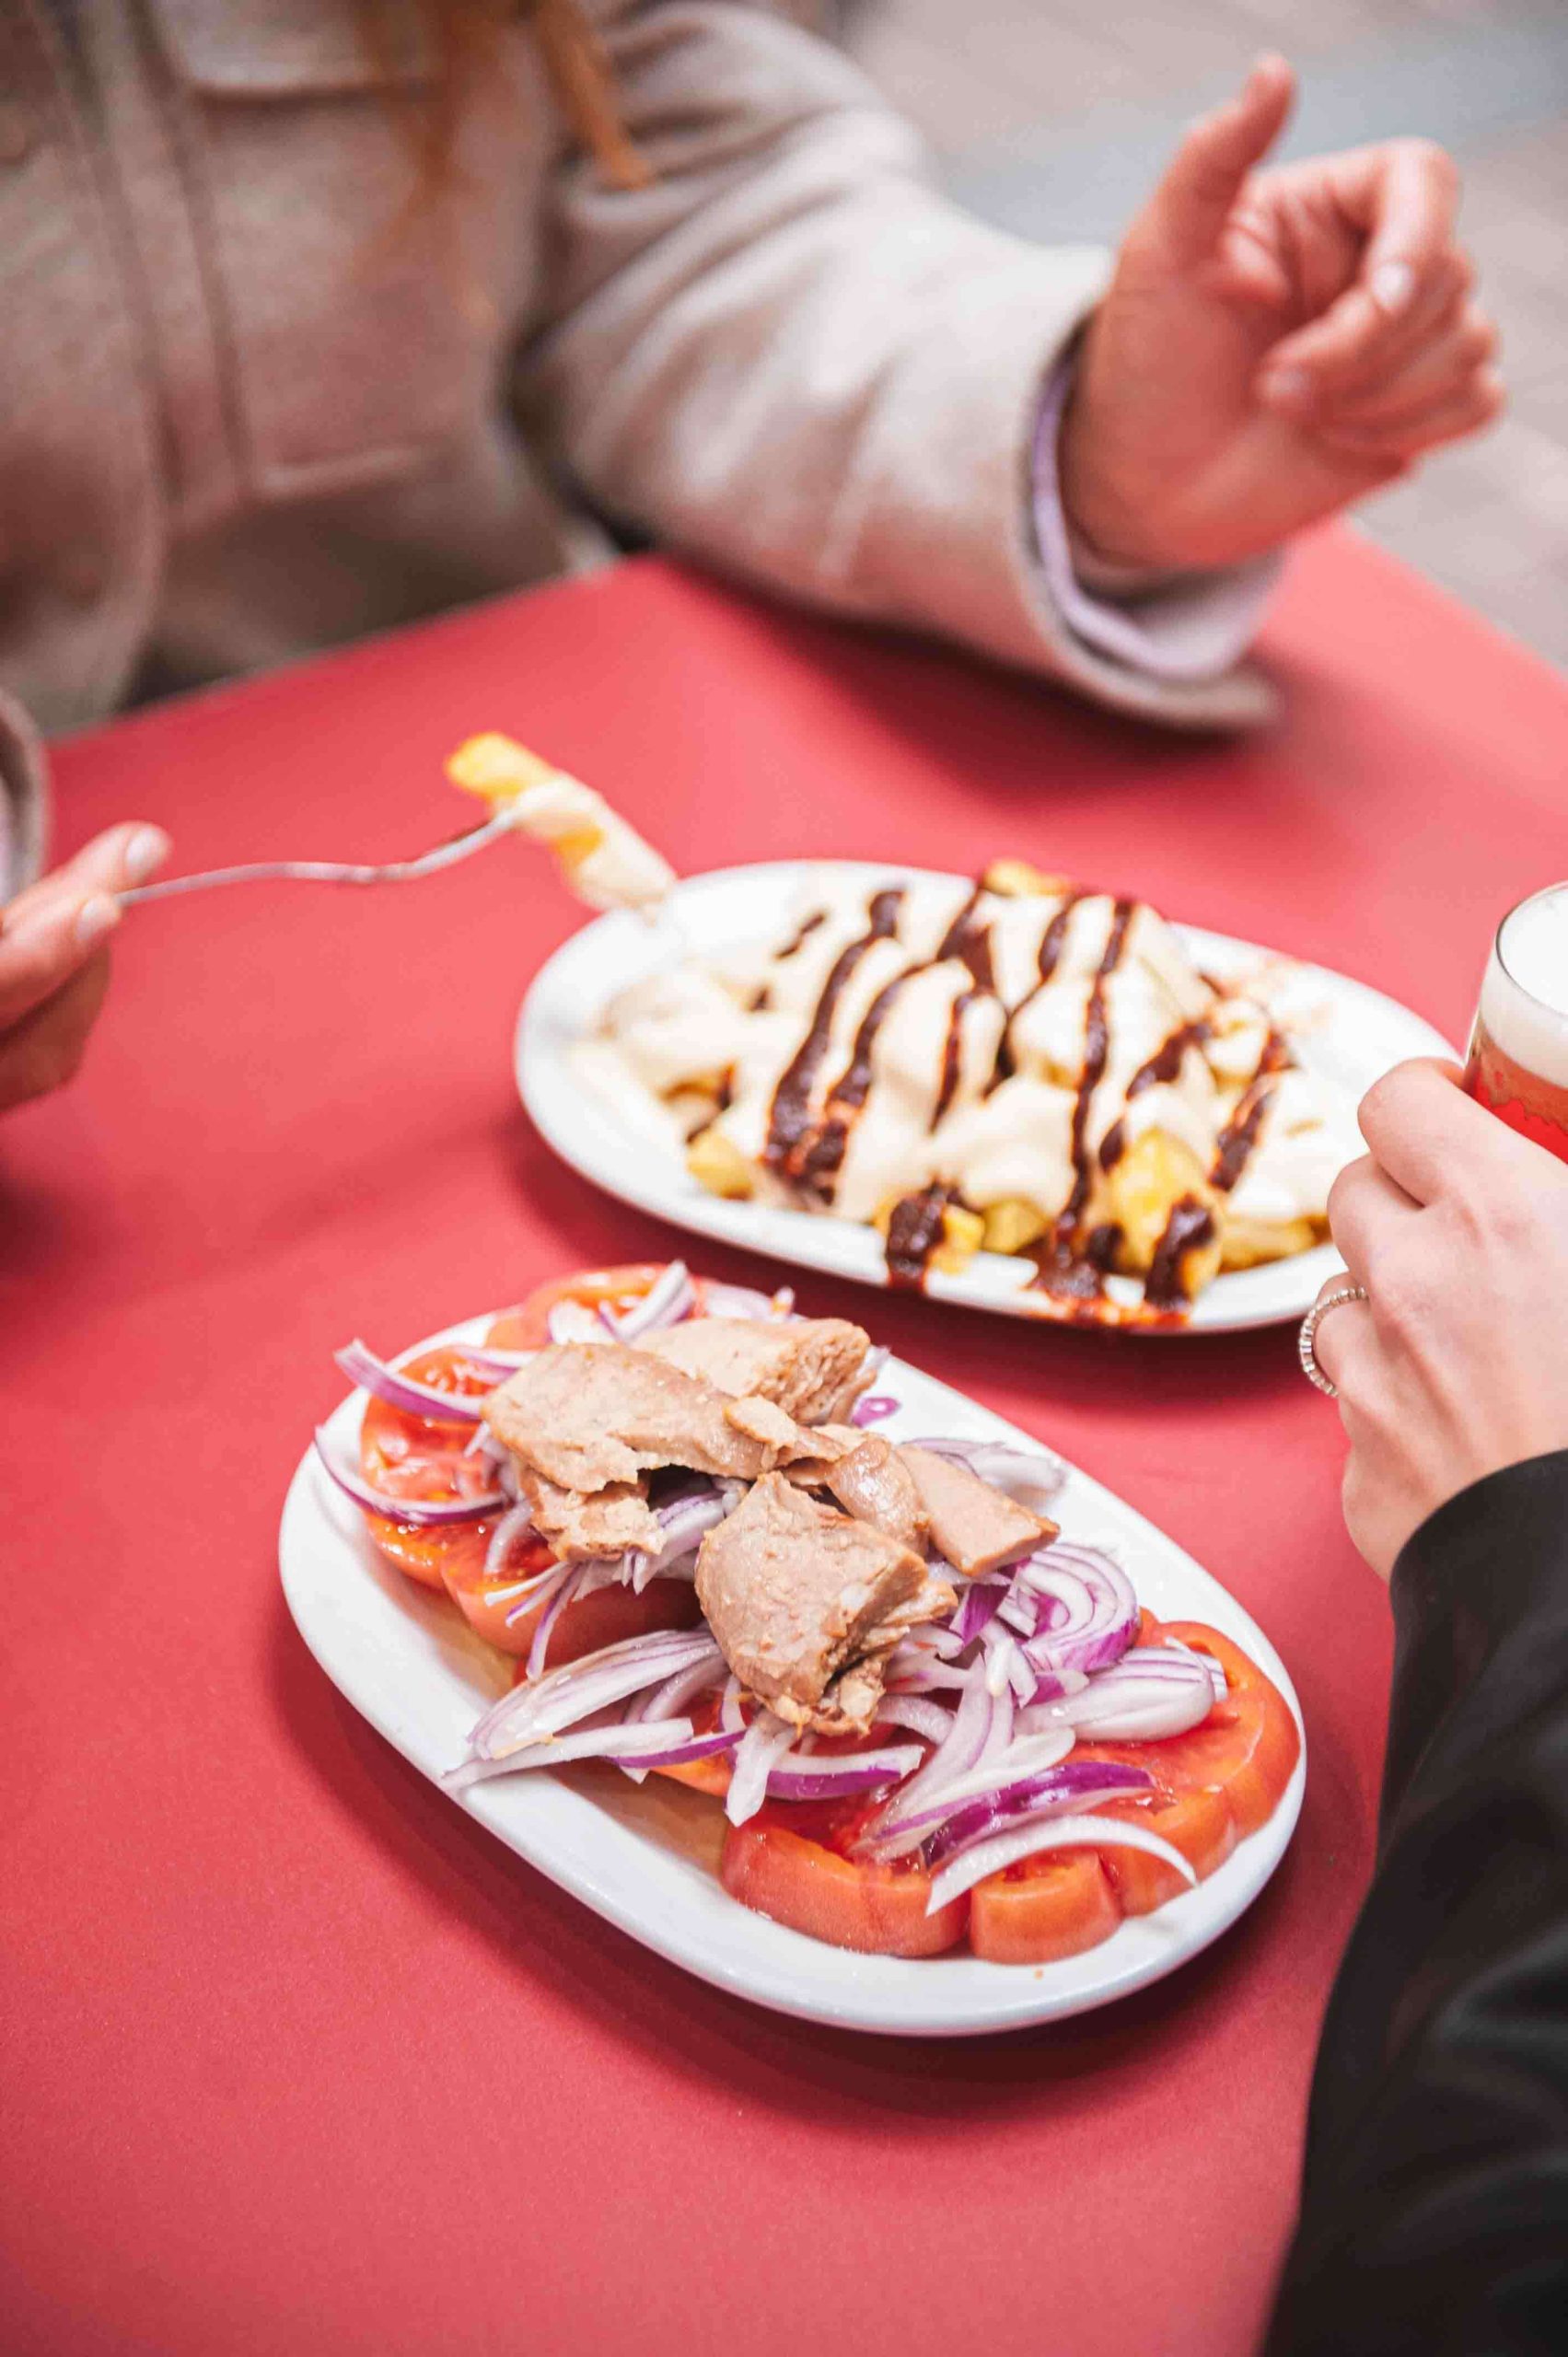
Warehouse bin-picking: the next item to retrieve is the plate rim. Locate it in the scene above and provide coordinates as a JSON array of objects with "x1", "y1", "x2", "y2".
[
  {"x1": 515, "y1": 858, "x2": 1456, "y2": 1339},
  {"x1": 281, "y1": 1312, "x2": 1307, "y2": 2038}
]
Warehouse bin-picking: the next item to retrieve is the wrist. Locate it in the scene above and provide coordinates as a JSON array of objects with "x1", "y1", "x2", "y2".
[{"x1": 1056, "y1": 326, "x2": 1176, "y2": 575}]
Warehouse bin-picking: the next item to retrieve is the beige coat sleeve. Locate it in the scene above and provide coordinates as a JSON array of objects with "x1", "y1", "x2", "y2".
[{"x1": 519, "y1": 0, "x2": 1272, "y2": 727}]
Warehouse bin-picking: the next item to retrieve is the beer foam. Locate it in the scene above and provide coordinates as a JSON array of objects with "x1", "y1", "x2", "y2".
[{"x1": 1481, "y1": 886, "x2": 1568, "y2": 1088}]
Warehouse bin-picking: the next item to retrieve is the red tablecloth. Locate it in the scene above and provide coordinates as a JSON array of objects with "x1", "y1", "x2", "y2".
[{"x1": 6, "y1": 536, "x2": 1565, "y2": 2357}]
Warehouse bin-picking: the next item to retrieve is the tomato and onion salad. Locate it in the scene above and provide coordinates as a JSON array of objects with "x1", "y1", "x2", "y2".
[{"x1": 321, "y1": 1260, "x2": 1299, "y2": 1964}]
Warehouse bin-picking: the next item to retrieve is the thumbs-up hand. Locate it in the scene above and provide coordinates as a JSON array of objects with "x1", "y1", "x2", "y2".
[{"x1": 1058, "y1": 57, "x2": 1502, "y2": 574}]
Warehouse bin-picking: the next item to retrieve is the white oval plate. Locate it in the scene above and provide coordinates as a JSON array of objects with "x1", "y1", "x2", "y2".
[
  {"x1": 281, "y1": 1318, "x2": 1306, "y2": 2037},
  {"x1": 517, "y1": 860, "x2": 1454, "y2": 1334}
]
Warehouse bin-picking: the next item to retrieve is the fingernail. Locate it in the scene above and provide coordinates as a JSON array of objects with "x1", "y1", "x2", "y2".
[
  {"x1": 1372, "y1": 261, "x2": 1414, "y2": 316},
  {"x1": 75, "y1": 894, "x2": 119, "y2": 949},
  {"x1": 1261, "y1": 368, "x2": 1310, "y2": 412},
  {"x1": 123, "y1": 825, "x2": 170, "y2": 884}
]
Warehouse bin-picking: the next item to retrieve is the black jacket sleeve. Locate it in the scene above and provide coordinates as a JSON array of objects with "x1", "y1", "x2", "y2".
[{"x1": 1267, "y1": 1448, "x2": 1568, "y2": 2356}]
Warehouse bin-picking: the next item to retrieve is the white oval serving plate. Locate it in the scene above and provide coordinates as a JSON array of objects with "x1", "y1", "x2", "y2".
[
  {"x1": 516, "y1": 860, "x2": 1454, "y2": 1334},
  {"x1": 281, "y1": 1316, "x2": 1306, "y2": 2037}
]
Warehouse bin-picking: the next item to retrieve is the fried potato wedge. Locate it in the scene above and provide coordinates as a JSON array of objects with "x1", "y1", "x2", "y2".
[{"x1": 687, "y1": 1127, "x2": 755, "y2": 1200}]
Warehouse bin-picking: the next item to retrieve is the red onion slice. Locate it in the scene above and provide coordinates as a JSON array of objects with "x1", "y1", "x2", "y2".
[
  {"x1": 483, "y1": 1501, "x2": 541, "y2": 1578},
  {"x1": 860, "y1": 1727, "x2": 1077, "y2": 1856},
  {"x1": 850, "y1": 1393, "x2": 900, "y2": 1428},
  {"x1": 623, "y1": 1726, "x2": 740, "y2": 1772},
  {"x1": 873, "y1": 1671, "x2": 994, "y2": 1830},
  {"x1": 1017, "y1": 1541, "x2": 1139, "y2": 1685},
  {"x1": 448, "y1": 1717, "x2": 731, "y2": 1790},
  {"x1": 950, "y1": 1578, "x2": 1006, "y2": 1645},
  {"x1": 547, "y1": 1301, "x2": 608, "y2": 1345},
  {"x1": 726, "y1": 1711, "x2": 797, "y2": 1826},
  {"x1": 314, "y1": 1432, "x2": 505, "y2": 1527},
  {"x1": 622, "y1": 1485, "x2": 735, "y2": 1590},
  {"x1": 926, "y1": 1811, "x2": 1197, "y2": 1914},
  {"x1": 766, "y1": 1746, "x2": 923, "y2": 1803},
  {"x1": 699, "y1": 1280, "x2": 793, "y2": 1322},
  {"x1": 875, "y1": 1696, "x2": 955, "y2": 1745},
  {"x1": 457, "y1": 1350, "x2": 536, "y2": 1389},
  {"x1": 633, "y1": 1655, "x2": 730, "y2": 1725},
  {"x1": 502, "y1": 1560, "x2": 575, "y2": 1625},
  {"x1": 335, "y1": 1340, "x2": 487, "y2": 1423},
  {"x1": 527, "y1": 1563, "x2": 582, "y2": 1678},
  {"x1": 1023, "y1": 1649, "x2": 1219, "y2": 1741},
  {"x1": 603, "y1": 1260, "x2": 695, "y2": 1341},
  {"x1": 924, "y1": 1763, "x2": 1156, "y2": 1863},
  {"x1": 467, "y1": 1627, "x2": 722, "y2": 1759}
]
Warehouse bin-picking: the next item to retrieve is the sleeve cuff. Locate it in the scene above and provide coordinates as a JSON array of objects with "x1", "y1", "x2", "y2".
[
  {"x1": 1382, "y1": 1446, "x2": 1568, "y2": 1832},
  {"x1": 0, "y1": 685, "x2": 49, "y2": 900},
  {"x1": 1031, "y1": 354, "x2": 1283, "y2": 686}
]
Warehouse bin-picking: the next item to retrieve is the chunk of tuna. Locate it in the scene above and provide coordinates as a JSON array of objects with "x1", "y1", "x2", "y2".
[
  {"x1": 482, "y1": 1343, "x2": 819, "y2": 1492},
  {"x1": 516, "y1": 1469, "x2": 663, "y2": 1562},
  {"x1": 695, "y1": 1473, "x2": 954, "y2": 1734},
  {"x1": 637, "y1": 1317, "x2": 873, "y2": 1424},
  {"x1": 898, "y1": 1446, "x2": 1054, "y2": 1576},
  {"x1": 824, "y1": 1436, "x2": 929, "y2": 1553}
]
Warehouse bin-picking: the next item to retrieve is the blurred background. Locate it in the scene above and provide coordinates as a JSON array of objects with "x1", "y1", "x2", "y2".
[{"x1": 843, "y1": 0, "x2": 1568, "y2": 671}]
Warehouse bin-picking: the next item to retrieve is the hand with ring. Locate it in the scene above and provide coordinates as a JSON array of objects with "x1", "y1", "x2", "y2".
[{"x1": 1304, "y1": 1057, "x2": 1568, "y2": 1578}]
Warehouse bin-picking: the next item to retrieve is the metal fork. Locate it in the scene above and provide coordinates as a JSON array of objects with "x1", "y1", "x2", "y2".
[{"x1": 117, "y1": 809, "x2": 517, "y2": 906}]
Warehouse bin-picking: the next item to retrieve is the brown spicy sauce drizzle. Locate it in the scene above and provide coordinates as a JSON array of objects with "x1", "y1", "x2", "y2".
[
  {"x1": 885, "y1": 1183, "x2": 953, "y2": 1289},
  {"x1": 1212, "y1": 1029, "x2": 1293, "y2": 1193},
  {"x1": 776, "y1": 910, "x2": 826, "y2": 959},
  {"x1": 796, "y1": 884, "x2": 993, "y2": 1195},
  {"x1": 764, "y1": 889, "x2": 903, "y2": 1173},
  {"x1": 1028, "y1": 898, "x2": 1136, "y2": 1305},
  {"x1": 1145, "y1": 1196, "x2": 1218, "y2": 1310},
  {"x1": 1098, "y1": 1016, "x2": 1213, "y2": 1174},
  {"x1": 792, "y1": 969, "x2": 908, "y2": 1192},
  {"x1": 984, "y1": 886, "x2": 1086, "y2": 1097}
]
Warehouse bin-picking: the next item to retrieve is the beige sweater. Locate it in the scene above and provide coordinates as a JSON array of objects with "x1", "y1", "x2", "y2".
[{"x1": 0, "y1": 0, "x2": 1270, "y2": 888}]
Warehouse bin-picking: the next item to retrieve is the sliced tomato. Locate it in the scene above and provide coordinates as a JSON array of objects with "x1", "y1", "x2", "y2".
[
  {"x1": 721, "y1": 1809, "x2": 969, "y2": 1957},
  {"x1": 969, "y1": 1848, "x2": 1122, "y2": 1965},
  {"x1": 1084, "y1": 1619, "x2": 1301, "y2": 1840},
  {"x1": 1093, "y1": 1785, "x2": 1237, "y2": 1916},
  {"x1": 969, "y1": 1616, "x2": 1297, "y2": 1958},
  {"x1": 358, "y1": 1344, "x2": 504, "y2": 1592},
  {"x1": 484, "y1": 1265, "x2": 680, "y2": 1353},
  {"x1": 1159, "y1": 1620, "x2": 1301, "y2": 1838},
  {"x1": 440, "y1": 1527, "x2": 553, "y2": 1652},
  {"x1": 1071, "y1": 1615, "x2": 1299, "y2": 1917},
  {"x1": 659, "y1": 1753, "x2": 734, "y2": 1800},
  {"x1": 502, "y1": 1578, "x2": 705, "y2": 1674}
]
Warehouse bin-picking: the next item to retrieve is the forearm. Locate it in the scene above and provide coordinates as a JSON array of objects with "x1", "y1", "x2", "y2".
[
  {"x1": 1268, "y1": 1450, "x2": 1568, "y2": 2352},
  {"x1": 521, "y1": 0, "x2": 1273, "y2": 726}
]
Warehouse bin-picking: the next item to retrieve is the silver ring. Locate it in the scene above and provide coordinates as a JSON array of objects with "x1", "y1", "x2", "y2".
[{"x1": 1298, "y1": 1285, "x2": 1369, "y2": 1398}]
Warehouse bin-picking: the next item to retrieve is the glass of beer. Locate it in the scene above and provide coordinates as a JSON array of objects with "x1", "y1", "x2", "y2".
[{"x1": 1464, "y1": 882, "x2": 1568, "y2": 1164}]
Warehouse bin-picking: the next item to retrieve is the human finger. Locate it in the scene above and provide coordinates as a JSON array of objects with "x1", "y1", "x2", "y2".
[
  {"x1": 1312, "y1": 301, "x2": 1498, "y2": 428},
  {"x1": 1255, "y1": 139, "x2": 1461, "y2": 391},
  {"x1": 2, "y1": 821, "x2": 170, "y2": 932},
  {"x1": 1141, "y1": 54, "x2": 1296, "y2": 271},
  {"x1": 0, "y1": 888, "x2": 120, "y2": 1029},
  {"x1": 1272, "y1": 250, "x2": 1474, "y2": 408},
  {"x1": 1355, "y1": 1057, "x2": 1527, "y2": 1204},
  {"x1": 1326, "y1": 1155, "x2": 1422, "y2": 1285},
  {"x1": 0, "y1": 951, "x2": 112, "y2": 1114},
  {"x1": 1315, "y1": 366, "x2": 1504, "y2": 459}
]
